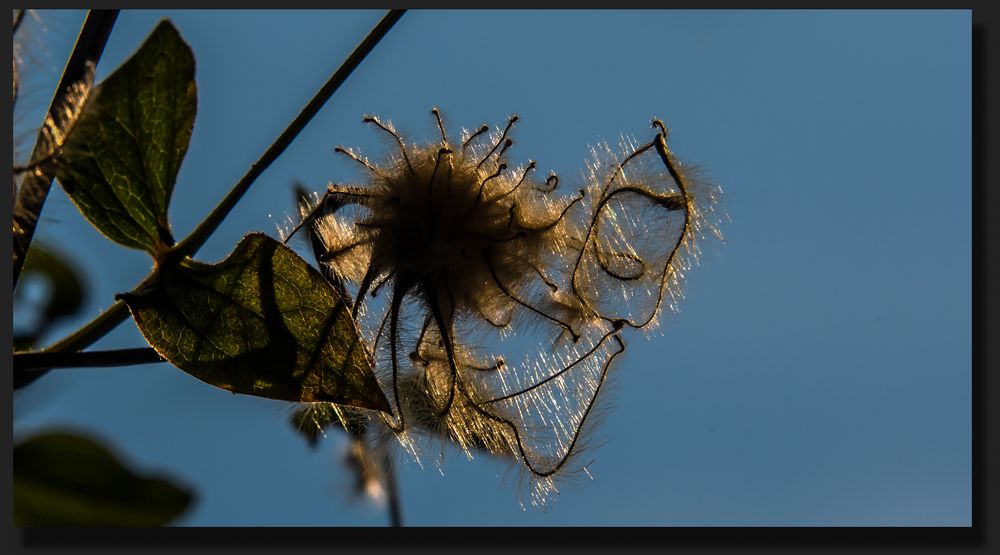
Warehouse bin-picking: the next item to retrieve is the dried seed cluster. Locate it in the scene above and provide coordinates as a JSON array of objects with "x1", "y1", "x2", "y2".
[{"x1": 288, "y1": 109, "x2": 720, "y2": 505}]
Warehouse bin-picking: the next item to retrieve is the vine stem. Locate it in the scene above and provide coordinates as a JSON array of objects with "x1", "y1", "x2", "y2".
[
  {"x1": 173, "y1": 9, "x2": 406, "y2": 259},
  {"x1": 15, "y1": 290, "x2": 136, "y2": 390},
  {"x1": 12, "y1": 10, "x2": 119, "y2": 291},
  {"x1": 14, "y1": 348, "x2": 165, "y2": 373},
  {"x1": 382, "y1": 448, "x2": 403, "y2": 527},
  {"x1": 24, "y1": 10, "x2": 407, "y2": 373}
]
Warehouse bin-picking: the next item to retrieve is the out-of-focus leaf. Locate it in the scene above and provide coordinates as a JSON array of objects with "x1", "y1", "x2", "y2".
[
  {"x1": 19, "y1": 242, "x2": 86, "y2": 321},
  {"x1": 14, "y1": 243, "x2": 86, "y2": 356},
  {"x1": 55, "y1": 20, "x2": 196, "y2": 255},
  {"x1": 13, "y1": 431, "x2": 194, "y2": 527},
  {"x1": 119, "y1": 233, "x2": 390, "y2": 412}
]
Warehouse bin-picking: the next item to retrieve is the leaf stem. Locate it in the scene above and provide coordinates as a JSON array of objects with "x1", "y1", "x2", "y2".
[
  {"x1": 41, "y1": 300, "x2": 131, "y2": 353},
  {"x1": 173, "y1": 9, "x2": 406, "y2": 259},
  {"x1": 12, "y1": 9, "x2": 119, "y2": 291},
  {"x1": 15, "y1": 347, "x2": 164, "y2": 373},
  {"x1": 383, "y1": 449, "x2": 403, "y2": 527},
  {"x1": 13, "y1": 300, "x2": 132, "y2": 390}
]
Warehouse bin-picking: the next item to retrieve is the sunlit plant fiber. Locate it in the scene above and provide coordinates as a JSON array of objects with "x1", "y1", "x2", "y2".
[{"x1": 285, "y1": 109, "x2": 721, "y2": 506}]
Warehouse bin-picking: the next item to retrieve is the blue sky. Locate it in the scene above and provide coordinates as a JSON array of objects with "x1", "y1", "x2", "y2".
[{"x1": 13, "y1": 10, "x2": 970, "y2": 525}]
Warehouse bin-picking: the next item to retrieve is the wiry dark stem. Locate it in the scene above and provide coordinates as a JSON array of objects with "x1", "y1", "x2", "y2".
[
  {"x1": 13, "y1": 9, "x2": 119, "y2": 291},
  {"x1": 488, "y1": 160, "x2": 535, "y2": 202},
  {"x1": 423, "y1": 282, "x2": 459, "y2": 416},
  {"x1": 14, "y1": 346, "x2": 162, "y2": 389},
  {"x1": 493, "y1": 139, "x2": 513, "y2": 167},
  {"x1": 480, "y1": 305, "x2": 513, "y2": 328},
  {"x1": 283, "y1": 183, "x2": 374, "y2": 245},
  {"x1": 334, "y1": 146, "x2": 385, "y2": 177},
  {"x1": 534, "y1": 174, "x2": 559, "y2": 193},
  {"x1": 528, "y1": 260, "x2": 559, "y2": 292},
  {"x1": 477, "y1": 115, "x2": 518, "y2": 168},
  {"x1": 15, "y1": 347, "x2": 163, "y2": 373},
  {"x1": 411, "y1": 314, "x2": 434, "y2": 360},
  {"x1": 295, "y1": 184, "x2": 352, "y2": 303},
  {"x1": 456, "y1": 333, "x2": 625, "y2": 478},
  {"x1": 427, "y1": 148, "x2": 451, "y2": 221},
  {"x1": 363, "y1": 115, "x2": 414, "y2": 176},
  {"x1": 175, "y1": 9, "x2": 406, "y2": 259},
  {"x1": 385, "y1": 280, "x2": 412, "y2": 433},
  {"x1": 474, "y1": 163, "x2": 507, "y2": 204},
  {"x1": 462, "y1": 124, "x2": 489, "y2": 150},
  {"x1": 317, "y1": 238, "x2": 368, "y2": 263},
  {"x1": 569, "y1": 123, "x2": 690, "y2": 328},
  {"x1": 353, "y1": 263, "x2": 380, "y2": 319},
  {"x1": 512, "y1": 192, "x2": 583, "y2": 232},
  {"x1": 370, "y1": 269, "x2": 396, "y2": 298},
  {"x1": 481, "y1": 329, "x2": 618, "y2": 404},
  {"x1": 431, "y1": 107, "x2": 448, "y2": 146},
  {"x1": 577, "y1": 185, "x2": 690, "y2": 329},
  {"x1": 382, "y1": 449, "x2": 403, "y2": 526},
  {"x1": 486, "y1": 253, "x2": 580, "y2": 342},
  {"x1": 370, "y1": 301, "x2": 393, "y2": 360}
]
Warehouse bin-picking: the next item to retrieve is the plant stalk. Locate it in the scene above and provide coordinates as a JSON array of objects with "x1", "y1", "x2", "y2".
[
  {"x1": 12, "y1": 10, "x2": 119, "y2": 291},
  {"x1": 174, "y1": 9, "x2": 406, "y2": 259},
  {"x1": 383, "y1": 449, "x2": 403, "y2": 527},
  {"x1": 15, "y1": 347, "x2": 164, "y2": 373}
]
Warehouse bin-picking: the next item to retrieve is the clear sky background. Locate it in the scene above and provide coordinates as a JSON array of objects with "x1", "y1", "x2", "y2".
[{"x1": 12, "y1": 9, "x2": 970, "y2": 526}]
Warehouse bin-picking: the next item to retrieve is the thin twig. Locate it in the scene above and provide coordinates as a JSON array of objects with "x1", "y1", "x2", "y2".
[
  {"x1": 41, "y1": 300, "x2": 132, "y2": 353},
  {"x1": 12, "y1": 10, "x2": 119, "y2": 291},
  {"x1": 382, "y1": 449, "x2": 403, "y2": 527},
  {"x1": 174, "y1": 9, "x2": 406, "y2": 259},
  {"x1": 14, "y1": 347, "x2": 164, "y2": 373},
  {"x1": 14, "y1": 300, "x2": 132, "y2": 390}
]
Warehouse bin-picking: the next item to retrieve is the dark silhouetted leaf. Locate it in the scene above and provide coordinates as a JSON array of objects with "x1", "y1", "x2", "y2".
[
  {"x1": 13, "y1": 431, "x2": 193, "y2": 527},
  {"x1": 55, "y1": 20, "x2": 196, "y2": 255},
  {"x1": 119, "y1": 233, "x2": 390, "y2": 412}
]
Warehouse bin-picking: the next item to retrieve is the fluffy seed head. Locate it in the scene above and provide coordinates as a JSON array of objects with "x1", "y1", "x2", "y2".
[{"x1": 287, "y1": 109, "x2": 721, "y2": 507}]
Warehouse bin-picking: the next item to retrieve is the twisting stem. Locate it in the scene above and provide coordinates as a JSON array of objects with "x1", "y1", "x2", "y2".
[
  {"x1": 422, "y1": 284, "x2": 458, "y2": 416},
  {"x1": 383, "y1": 278, "x2": 412, "y2": 434},
  {"x1": 12, "y1": 9, "x2": 119, "y2": 291},
  {"x1": 174, "y1": 9, "x2": 406, "y2": 259}
]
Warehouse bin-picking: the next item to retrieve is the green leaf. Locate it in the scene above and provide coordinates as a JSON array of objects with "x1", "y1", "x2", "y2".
[
  {"x1": 118, "y1": 233, "x2": 390, "y2": 412},
  {"x1": 13, "y1": 431, "x2": 194, "y2": 527},
  {"x1": 55, "y1": 20, "x2": 196, "y2": 255}
]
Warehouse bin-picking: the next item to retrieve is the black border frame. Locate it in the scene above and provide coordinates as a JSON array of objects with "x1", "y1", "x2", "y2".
[{"x1": 5, "y1": 2, "x2": 995, "y2": 554}]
